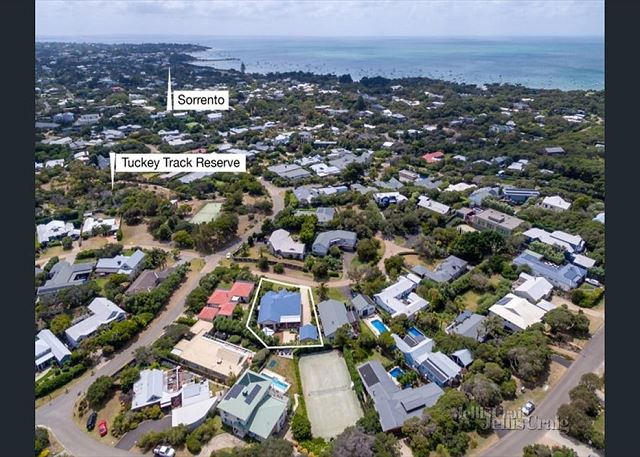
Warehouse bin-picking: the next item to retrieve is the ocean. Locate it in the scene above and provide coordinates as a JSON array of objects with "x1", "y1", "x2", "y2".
[{"x1": 38, "y1": 36, "x2": 604, "y2": 91}]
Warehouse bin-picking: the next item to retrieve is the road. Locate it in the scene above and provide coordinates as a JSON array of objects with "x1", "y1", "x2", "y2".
[
  {"x1": 479, "y1": 325, "x2": 605, "y2": 457},
  {"x1": 35, "y1": 179, "x2": 286, "y2": 457}
]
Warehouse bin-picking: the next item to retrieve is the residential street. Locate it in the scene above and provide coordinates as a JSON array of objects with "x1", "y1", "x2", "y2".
[
  {"x1": 35, "y1": 180, "x2": 285, "y2": 457},
  {"x1": 479, "y1": 325, "x2": 605, "y2": 457}
]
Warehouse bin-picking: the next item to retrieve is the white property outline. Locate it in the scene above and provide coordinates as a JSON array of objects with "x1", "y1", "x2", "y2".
[{"x1": 246, "y1": 277, "x2": 325, "y2": 349}]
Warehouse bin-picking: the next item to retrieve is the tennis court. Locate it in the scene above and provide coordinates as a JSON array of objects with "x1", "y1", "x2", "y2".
[
  {"x1": 298, "y1": 350, "x2": 363, "y2": 439},
  {"x1": 190, "y1": 202, "x2": 222, "y2": 224}
]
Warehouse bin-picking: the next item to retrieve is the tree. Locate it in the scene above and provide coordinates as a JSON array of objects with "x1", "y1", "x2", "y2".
[
  {"x1": 273, "y1": 263, "x2": 284, "y2": 274},
  {"x1": 86, "y1": 375, "x2": 114, "y2": 409},
  {"x1": 384, "y1": 255, "x2": 405, "y2": 279},
  {"x1": 333, "y1": 324, "x2": 352, "y2": 348},
  {"x1": 461, "y1": 374, "x2": 502, "y2": 408},
  {"x1": 357, "y1": 407, "x2": 382, "y2": 434},
  {"x1": 258, "y1": 256, "x2": 269, "y2": 271},
  {"x1": 318, "y1": 282, "x2": 328, "y2": 301},
  {"x1": 119, "y1": 366, "x2": 140, "y2": 393},
  {"x1": 173, "y1": 230, "x2": 194, "y2": 249},
  {"x1": 557, "y1": 403, "x2": 593, "y2": 441},
  {"x1": 357, "y1": 238, "x2": 380, "y2": 263},
  {"x1": 311, "y1": 260, "x2": 329, "y2": 281},
  {"x1": 569, "y1": 384, "x2": 601, "y2": 417},
  {"x1": 35, "y1": 426, "x2": 50, "y2": 456},
  {"x1": 50, "y1": 313, "x2": 72, "y2": 336},
  {"x1": 397, "y1": 370, "x2": 419, "y2": 388},
  {"x1": 373, "y1": 432, "x2": 400, "y2": 457},
  {"x1": 291, "y1": 412, "x2": 311, "y2": 441},
  {"x1": 332, "y1": 426, "x2": 375, "y2": 457},
  {"x1": 260, "y1": 437, "x2": 293, "y2": 457},
  {"x1": 522, "y1": 444, "x2": 577, "y2": 457},
  {"x1": 61, "y1": 236, "x2": 73, "y2": 250}
]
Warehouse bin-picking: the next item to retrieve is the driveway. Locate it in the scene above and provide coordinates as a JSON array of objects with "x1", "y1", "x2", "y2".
[
  {"x1": 115, "y1": 415, "x2": 172, "y2": 450},
  {"x1": 196, "y1": 432, "x2": 246, "y2": 456}
]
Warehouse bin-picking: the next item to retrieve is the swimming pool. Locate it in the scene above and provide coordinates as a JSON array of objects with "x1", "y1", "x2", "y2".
[
  {"x1": 371, "y1": 319, "x2": 389, "y2": 334},
  {"x1": 407, "y1": 327, "x2": 423, "y2": 338},
  {"x1": 389, "y1": 367, "x2": 405, "y2": 378},
  {"x1": 270, "y1": 377, "x2": 290, "y2": 391}
]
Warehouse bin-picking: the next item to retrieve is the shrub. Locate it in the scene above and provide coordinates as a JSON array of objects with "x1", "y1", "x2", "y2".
[
  {"x1": 292, "y1": 412, "x2": 312, "y2": 441},
  {"x1": 86, "y1": 376, "x2": 114, "y2": 409},
  {"x1": 35, "y1": 363, "x2": 86, "y2": 398}
]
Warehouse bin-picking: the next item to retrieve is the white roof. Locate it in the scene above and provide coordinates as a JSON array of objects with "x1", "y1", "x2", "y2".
[
  {"x1": 36, "y1": 220, "x2": 75, "y2": 244},
  {"x1": 542, "y1": 195, "x2": 571, "y2": 210},
  {"x1": 572, "y1": 254, "x2": 596, "y2": 269},
  {"x1": 417, "y1": 196, "x2": 451, "y2": 215},
  {"x1": 593, "y1": 212, "x2": 605, "y2": 224},
  {"x1": 445, "y1": 183, "x2": 476, "y2": 193},
  {"x1": 268, "y1": 229, "x2": 305, "y2": 256},
  {"x1": 489, "y1": 293, "x2": 546, "y2": 331},
  {"x1": 374, "y1": 276, "x2": 429, "y2": 318},
  {"x1": 65, "y1": 297, "x2": 125, "y2": 343},
  {"x1": 36, "y1": 329, "x2": 71, "y2": 365},
  {"x1": 392, "y1": 333, "x2": 433, "y2": 362},
  {"x1": 132, "y1": 369, "x2": 167, "y2": 410},
  {"x1": 82, "y1": 217, "x2": 119, "y2": 235},
  {"x1": 523, "y1": 228, "x2": 583, "y2": 253},
  {"x1": 514, "y1": 273, "x2": 554, "y2": 303},
  {"x1": 172, "y1": 383, "x2": 217, "y2": 427}
]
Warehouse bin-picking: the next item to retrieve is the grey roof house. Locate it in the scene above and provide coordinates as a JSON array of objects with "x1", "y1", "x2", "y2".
[
  {"x1": 312, "y1": 230, "x2": 357, "y2": 257},
  {"x1": 412, "y1": 256, "x2": 468, "y2": 283},
  {"x1": 35, "y1": 329, "x2": 71, "y2": 371},
  {"x1": 513, "y1": 250, "x2": 587, "y2": 291},
  {"x1": 64, "y1": 297, "x2": 126, "y2": 347},
  {"x1": 37, "y1": 261, "x2": 95, "y2": 296},
  {"x1": 445, "y1": 311, "x2": 487, "y2": 342},
  {"x1": 357, "y1": 360, "x2": 444, "y2": 432},
  {"x1": 350, "y1": 294, "x2": 376, "y2": 318},
  {"x1": 95, "y1": 249, "x2": 146, "y2": 277},
  {"x1": 317, "y1": 299, "x2": 352, "y2": 340}
]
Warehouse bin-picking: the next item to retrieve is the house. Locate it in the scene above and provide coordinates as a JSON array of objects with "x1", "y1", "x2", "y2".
[
  {"x1": 469, "y1": 187, "x2": 501, "y2": 207},
  {"x1": 126, "y1": 268, "x2": 173, "y2": 294},
  {"x1": 398, "y1": 169, "x2": 420, "y2": 183},
  {"x1": 350, "y1": 294, "x2": 376, "y2": 318},
  {"x1": 569, "y1": 253, "x2": 597, "y2": 270},
  {"x1": 503, "y1": 187, "x2": 540, "y2": 204},
  {"x1": 310, "y1": 163, "x2": 341, "y2": 177},
  {"x1": 295, "y1": 207, "x2": 336, "y2": 225},
  {"x1": 445, "y1": 182, "x2": 476, "y2": 193},
  {"x1": 357, "y1": 361, "x2": 444, "y2": 432},
  {"x1": 542, "y1": 146, "x2": 566, "y2": 155},
  {"x1": 257, "y1": 290, "x2": 302, "y2": 330},
  {"x1": 293, "y1": 185, "x2": 320, "y2": 205},
  {"x1": 36, "y1": 220, "x2": 79, "y2": 245},
  {"x1": 217, "y1": 370, "x2": 289, "y2": 442},
  {"x1": 593, "y1": 212, "x2": 605, "y2": 224},
  {"x1": 469, "y1": 208, "x2": 524, "y2": 237},
  {"x1": 374, "y1": 275, "x2": 429, "y2": 318},
  {"x1": 523, "y1": 228, "x2": 585, "y2": 254},
  {"x1": 489, "y1": 293, "x2": 550, "y2": 332},
  {"x1": 37, "y1": 261, "x2": 95, "y2": 296},
  {"x1": 267, "y1": 229, "x2": 305, "y2": 260},
  {"x1": 171, "y1": 380, "x2": 220, "y2": 429},
  {"x1": 513, "y1": 273, "x2": 554, "y2": 303},
  {"x1": 82, "y1": 217, "x2": 119, "y2": 235},
  {"x1": 171, "y1": 321, "x2": 253, "y2": 381},
  {"x1": 95, "y1": 249, "x2": 146, "y2": 277},
  {"x1": 373, "y1": 192, "x2": 407, "y2": 207},
  {"x1": 450, "y1": 349, "x2": 474, "y2": 368},
  {"x1": 65, "y1": 297, "x2": 126, "y2": 347},
  {"x1": 417, "y1": 196, "x2": 451, "y2": 216},
  {"x1": 417, "y1": 352, "x2": 462, "y2": 387},
  {"x1": 541, "y1": 196, "x2": 571, "y2": 212},
  {"x1": 422, "y1": 151, "x2": 445, "y2": 164},
  {"x1": 200, "y1": 281, "x2": 255, "y2": 319},
  {"x1": 299, "y1": 324, "x2": 319, "y2": 342},
  {"x1": 351, "y1": 183, "x2": 379, "y2": 195},
  {"x1": 513, "y1": 250, "x2": 587, "y2": 291},
  {"x1": 317, "y1": 299, "x2": 352, "y2": 340},
  {"x1": 267, "y1": 163, "x2": 311, "y2": 181},
  {"x1": 35, "y1": 329, "x2": 71, "y2": 371},
  {"x1": 312, "y1": 230, "x2": 357, "y2": 256},
  {"x1": 411, "y1": 256, "x2": 468, "y2": 283},
  {"x1": 392, "y1": 329, "x2": 434, "y2": 368},
  {"x1": 415, "y1": 177, "x2": 442, "y2": 190},
  {"x1": 445, "y1": 311, "x2": 487, "y2": 342},
  {"x1": 375, "y1": 177, "x2": 403, "y2": 191},
  {"x1": 131, "y1": 369, "x2": 181, "y2": 411}
]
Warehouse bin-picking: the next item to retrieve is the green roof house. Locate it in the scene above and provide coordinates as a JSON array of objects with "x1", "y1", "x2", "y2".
[{"x1": 216, "y1": 370, "x2": 289, "y2": 442}]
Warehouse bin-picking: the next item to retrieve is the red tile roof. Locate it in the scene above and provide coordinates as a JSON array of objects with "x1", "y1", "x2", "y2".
[
  {"x1": 198, "y1": 307, "x2": 219, "y2": 321},
  {"x1": 229, "y1": 281, "x2": 255, "y2": 299},
  {"x1": 422, "y1": 151, "x2": 445, "y2": 163}
]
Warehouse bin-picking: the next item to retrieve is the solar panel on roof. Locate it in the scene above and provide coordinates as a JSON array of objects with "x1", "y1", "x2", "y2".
[
  {"x1": 244, "y1": 384, "x2": 261, "y2": 404},
  {"x1": 358, "y1": 364, "x2": 379, "y2": 387},
  {"x1": 227, "y1": 383, "x2": 244, "y2": 399}
]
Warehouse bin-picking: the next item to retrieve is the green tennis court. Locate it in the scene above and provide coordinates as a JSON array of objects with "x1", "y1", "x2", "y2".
[{"x1": 190, "y1": 202, "x2": 222, "y2": 224}]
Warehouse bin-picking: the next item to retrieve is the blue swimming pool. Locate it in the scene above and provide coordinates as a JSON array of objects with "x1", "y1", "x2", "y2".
[
  {"x1": 270, "y1": 378, "x2": 290, "y2": 391},
  {"x1": 389, "y1": 367, "x2": 405, "y2": 378},
  {"x1": 408, "y1": 327, "x2": 423, "y2": 338},
  {"x1": 371, "y1": 319, "x2": 389, "y2": 334}
]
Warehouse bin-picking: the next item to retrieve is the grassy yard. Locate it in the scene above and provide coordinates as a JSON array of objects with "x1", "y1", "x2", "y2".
[
  {"x1": 94, "y1": 277, "x2": 109, "y2": 294},
  {"x1": 313, "y1": 287, "x2": 347, "y2": 303},
  {"x1": 189, "y1": 257, "x2": 205, "y2": 272},
  {"x1": 593, "y1": 410, "x2": 605, "y2": 435},
  {"x1": 363, "y1": 348, "x2": 394, "y2": 367},
  {"x1": 460, "y1": 289, "x2": 482, "y2": 312},
  {"x1": 264, "y1": 355, "x2": 298, "y2": 396}
]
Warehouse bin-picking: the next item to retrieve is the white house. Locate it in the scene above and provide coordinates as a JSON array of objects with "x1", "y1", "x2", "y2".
[
  {"x1": 35, "y1": 329, "x2": 71, "y2": 371},
  {"x1": 65, "y1": 297, "x2": 126, "y2": 347},
  {"x1": 488, "y1": 293, "x2": 549, "y2": 332},
  {"x1": 513, "y1": 273, "x2": 554, "y2": 303},
  {"x1": 374, "y1": 275, "x2": 429, "y2": 318},
  {"x1": 82, "y1": 217, "x2": 119, "y2": 236},
  {"x1": 267, "y1": 229, "x2": 305, "y2": 260},
  {"x1": 95, "y1": 249, "x2": 146, "y2": 277},
  {"x1": 541, "y1": 196, "x2": 571, "y2": 212},
  {"x1": 417, "y1": 196, "x2": 451, "y2": 216}
]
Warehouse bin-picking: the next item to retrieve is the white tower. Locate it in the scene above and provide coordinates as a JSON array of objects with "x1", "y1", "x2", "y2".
[{"x1": 166, "y1": 67, "x2": 172, "y2": 111}]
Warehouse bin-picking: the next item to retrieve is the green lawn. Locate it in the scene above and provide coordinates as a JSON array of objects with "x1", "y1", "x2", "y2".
[
  {"x1": 460, "y1": 290, "x2": 482, "y2": 312},
  {"x1": 593, "y1": 410, "x2": 605, "y2": 435},
  {"x1": 94, "y1": 277, "x2": 108, "y2": 294}
]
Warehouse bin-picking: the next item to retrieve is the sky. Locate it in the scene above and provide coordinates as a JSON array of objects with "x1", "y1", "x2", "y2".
[{"x1": 36, "y1": 0, "x2": 604, "y2": 38}]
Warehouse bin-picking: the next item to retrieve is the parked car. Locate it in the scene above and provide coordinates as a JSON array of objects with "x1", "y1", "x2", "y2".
[
  {"x1": 86, "y1": 411, "x2": 97, "y2": 431},
  {"x1": 521, "y1": 401, "x2": 535, "y2": 416},
  {"x1": 225, "y1": 252, "x2": 232, "y2": 259},
  {"x1": 154, "y1": 446, "x2": 176, "y2": 457},
  {"x1": 585, "y1": 278, "x2": 601, "y2": 287},
  {"x1": 98, "y1": 420, "x2": 108, "y2": 437}
]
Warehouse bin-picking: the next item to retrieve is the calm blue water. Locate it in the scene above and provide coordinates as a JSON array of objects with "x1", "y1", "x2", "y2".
[
  {"x1": 371, "y1": 319, "x2": 389, "y2": 334},
  {"x1": 389, "y1": 367, "x2": 405, "y2": 378},
  {"x1": 37, "y1": 36, "x2": 603, "y2": 90},
  {"x1": 407, "y1": 327, "x2": 423, "y2": 338}
]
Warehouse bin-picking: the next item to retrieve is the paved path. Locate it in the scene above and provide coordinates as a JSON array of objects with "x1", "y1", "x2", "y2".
[
  {"x1": 115, "y1": 415, "x2": 172, "y2": 450},
  {"x1": 479, "y1": 326, "x2": 605, "y2": 457},
  {"x1": 375, "y1": 235, "x2": 413, "y2": 277},
  {"x1": 35, "y1": 180, "x2": 286, "y2": 457}
]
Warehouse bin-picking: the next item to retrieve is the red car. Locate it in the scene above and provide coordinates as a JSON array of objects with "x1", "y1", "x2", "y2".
[{"x1": 98, "y1": 420, "x2": 108, "y2": 437}]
